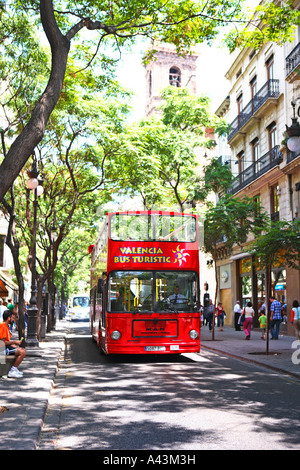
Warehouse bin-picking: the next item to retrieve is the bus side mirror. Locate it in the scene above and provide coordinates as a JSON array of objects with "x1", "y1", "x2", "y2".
[{"x1": 97, "y1": 278, "x2": 104, "y2": 294}]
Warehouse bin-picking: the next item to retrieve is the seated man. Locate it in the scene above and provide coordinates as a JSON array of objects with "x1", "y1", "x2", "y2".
[
  {"x1": 0, "y1": 310, "x2": 26, "y2": 378},
  {"x1": 111, "y1": 288, "x2": 127, "y2": 312},
  {"x1": 168, "y1": 285, "x2": 188, "y2": 305}
]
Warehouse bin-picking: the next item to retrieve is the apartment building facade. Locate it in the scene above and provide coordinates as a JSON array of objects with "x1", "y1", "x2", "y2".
[{"x1": 215, "y1": 17, "x2": 300, "y2": 333}]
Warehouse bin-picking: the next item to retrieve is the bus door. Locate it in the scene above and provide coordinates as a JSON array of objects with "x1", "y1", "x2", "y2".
[{"x1": 94, "y1": 277, "x2": 105, "y2": 345}]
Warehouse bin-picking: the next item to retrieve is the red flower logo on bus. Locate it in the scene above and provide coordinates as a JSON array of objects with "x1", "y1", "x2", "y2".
[{"x1": 172, "y1": 245, "x2": 190, "y2": 266}]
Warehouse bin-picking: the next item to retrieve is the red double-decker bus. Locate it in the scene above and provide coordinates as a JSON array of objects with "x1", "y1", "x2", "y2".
[{"x1": 90, "y1": 211, "x2": 200, "y2": 354}]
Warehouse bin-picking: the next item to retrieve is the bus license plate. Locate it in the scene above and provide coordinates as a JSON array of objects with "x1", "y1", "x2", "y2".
[{"x1": 145, "y1": 346, "x2": 166, "y2": 351}]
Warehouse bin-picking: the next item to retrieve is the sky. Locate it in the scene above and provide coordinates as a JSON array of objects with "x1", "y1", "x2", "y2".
[
  {"x1": 115, "y1": 0, "x2": 260, "y2": 121},
  {"x1": 115, "y1": 42, "x2": 147, "y2": 122},
  {"x1": 115, "y1": 41, "x2": 232, "y2": 122}
]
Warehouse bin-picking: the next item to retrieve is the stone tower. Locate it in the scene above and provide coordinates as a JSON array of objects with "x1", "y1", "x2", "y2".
[{"x1": 144, "y1": 43, "x2": 199, "y2": 116}]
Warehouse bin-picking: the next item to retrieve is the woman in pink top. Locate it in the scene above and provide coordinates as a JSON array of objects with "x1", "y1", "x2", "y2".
[{"x1": 243, "y1": 301, "x2": 255, "y2": 340}]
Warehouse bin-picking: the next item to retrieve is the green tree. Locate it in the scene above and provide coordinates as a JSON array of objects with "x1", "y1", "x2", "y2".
[
  {"x1": 2, "y1": 63, "x2": 129, "y2": 338},
  {"x1": 112, "y1": 86, "x2": 228, "y2": 211},
  {"x1": 53, "y1": 227, "x2": 95, "y2": 320},
  {"x1": 249, "y1": 218, "x2": 300, "y2": 354},
  {"x1": 201, "y1": 157, "x2": 234, "y2": 197},
  {"x1": 225, "y1": 0, "x2": 300, "y2": 52},
  {"x1": 159, "y1": 86, "x2": 228, "y2": 136},
  {"x1": 0, "y1": 0, "x2": 298, "y2": 200},
  {"x1": 203, "y1": 194, "x2": 267, "y2": 339}
]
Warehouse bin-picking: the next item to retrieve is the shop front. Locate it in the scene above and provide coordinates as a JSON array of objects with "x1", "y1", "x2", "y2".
[{"x1": 236, "y1": 255, "x2": 287, "y2": 327}]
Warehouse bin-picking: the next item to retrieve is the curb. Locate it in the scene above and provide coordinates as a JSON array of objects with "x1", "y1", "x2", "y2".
[
  {"x1": 31, "y1": 347, "x2": 65, "y2": 450},
  {"x1": 201, "y1": 343, "x2": 300, "y2": 380}
]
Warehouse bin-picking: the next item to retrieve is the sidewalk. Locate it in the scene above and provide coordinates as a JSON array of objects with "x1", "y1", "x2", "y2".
[
  {"x1": 0, "y1": 321, "x2": 299, "y2": 450},
  {"x1": 0, "y1": 322, "x2": 66, "y2": 450},
  {"x1": 200, "y1": 324, "x2": 300, "y2": 379}
]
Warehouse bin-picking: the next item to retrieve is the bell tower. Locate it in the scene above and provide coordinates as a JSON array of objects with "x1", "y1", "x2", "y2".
[{"x1": 144, "y1": 43, "x2": 199, "y2": 117}]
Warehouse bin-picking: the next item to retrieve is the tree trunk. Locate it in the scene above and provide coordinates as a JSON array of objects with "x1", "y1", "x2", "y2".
[
  {"x1": 265, "y1": 265, "x2": 272, "y2": 355},
  {"x1": 212, "y1": 243, "x2": 218, "y2": 341},
  {"x1": 0, "y1": 0, "x2": 70, "y2": 200},
  {"x1": 1, "y1": 191, "x2": 25, "y2": 340}
]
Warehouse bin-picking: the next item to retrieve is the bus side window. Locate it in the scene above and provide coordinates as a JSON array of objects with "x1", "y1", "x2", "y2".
[{"x1": 89, "y1": 287, "x2": 96, "y2": 322}]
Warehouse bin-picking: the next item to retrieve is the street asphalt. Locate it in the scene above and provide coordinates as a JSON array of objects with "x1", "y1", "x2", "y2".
[{"x1": 0, "y1": 319, "x2": 299, "y2": 450}]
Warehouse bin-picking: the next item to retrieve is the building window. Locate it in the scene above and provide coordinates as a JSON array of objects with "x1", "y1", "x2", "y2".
[
  {"x1": 266, "y1": 54, "x2": 274, "y2": 80},
  {"x1": 249, "y1": 50, "x2": 256, "y2": 61},
  {"x1": 271, "y1": 184, "x2": 280, "y2": 221},
  {"x1": 169, "y1": 67, "x2": 181, "y2": 87},
  {"x1": 250, "y1": 75, "x2": 257, "y2": 98},
  {"x1": 268, "y1": 121, "x2": 277, "y2": 149},
  {"x1": 250, "y1": 76, "x2": 258, "y2": 111},
  {"x1": 266, "y1": 54, "x2": 276, "y2": 93},
  {"x1": 251, "y1": 137, "x2": 260, "y2": 162},
  {"x1": 237, "y1": 93, "x2": 243, "y2": 127},
  {"x1": 237, "y1": 150, "x2": 245, "y2": 175},
  {"x1": 237, "y1": 93, "x2": 243, "y2": 114}
]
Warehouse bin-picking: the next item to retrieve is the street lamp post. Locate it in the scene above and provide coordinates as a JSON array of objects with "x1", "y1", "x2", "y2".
[
  {"x1": 50, "y1": 223, "x2": 58, "y2": 330},
  {"x1": 26, "y1": 162, "x2": 43, "y2": 347},
  {"x1": 286, "y1": 99, "x2": 300, "y2": 153}
]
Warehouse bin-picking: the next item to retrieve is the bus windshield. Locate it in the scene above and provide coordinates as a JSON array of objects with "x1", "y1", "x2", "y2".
[
  {"x1": 110, "y1": 213, "x2": 197, "y2": 242},
  {"x1": 73, "y1": 296, "x2": 89, "y2": 308},
  {"x1": 108, "y1": 271, "x2": 198, "y2": 313}
]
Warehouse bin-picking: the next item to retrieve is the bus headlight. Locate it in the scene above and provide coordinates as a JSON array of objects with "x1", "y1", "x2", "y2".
[
  {"x1": 111, "y1": 330, "x2": 121, "y2": 340},
  {"x1": 189, "y1": 329, "x2": 198, "y2": 340}
]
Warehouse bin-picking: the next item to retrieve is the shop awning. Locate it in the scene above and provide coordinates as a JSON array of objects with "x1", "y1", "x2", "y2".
[
  {"x1": 0, "y1": 280, "x2": 8, "y2": 296},
  {"x1": 229, "y1": 252, "x2": 252, "y2": 261},
  {"x1": 0, "y1": 272, "x2": 18, "y2": 293}
]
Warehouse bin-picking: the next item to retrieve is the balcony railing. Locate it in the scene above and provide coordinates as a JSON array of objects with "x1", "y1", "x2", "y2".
[
  {"x1": 228, "y1": 79, "x2": 280, "y2": 141},
  {"x1": 287, "y1": 148, "x2": 300, "y2": 164},
  {"x1": 286, "y1": 42, "x2": 300, "y2": 77},
  {"x1": 228, "y1": 145, "x2": 283, "y2": 195}
]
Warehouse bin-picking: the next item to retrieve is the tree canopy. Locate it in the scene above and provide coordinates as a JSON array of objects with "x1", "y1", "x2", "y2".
[{"x1": 0, "y1": 0, "x2": 299, "y2": 200}]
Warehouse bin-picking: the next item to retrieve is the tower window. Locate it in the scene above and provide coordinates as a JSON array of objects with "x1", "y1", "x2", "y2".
[
  {"x1": 149, "y1": 71, "x2": 152, "y2": 97},
  {"x1": 169, "y1": 67, "x2": 181, "y2": 87}
]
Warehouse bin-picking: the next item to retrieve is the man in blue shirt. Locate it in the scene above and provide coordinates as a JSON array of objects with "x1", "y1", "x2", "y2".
[{"x1": 270, "y1": 296, "x2": 282, "y2": 339}]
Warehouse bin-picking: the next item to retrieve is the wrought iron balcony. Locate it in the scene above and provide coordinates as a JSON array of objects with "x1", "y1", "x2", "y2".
[
  {"x1": 287, "y1": 148, "x2": 300, "y2": 164},
  {"x1": 228, "y1": 145, "x2": 283, "y2": 195},
  {"x1": 228, "y1": 79, "x2": 280, "y2": 142},
  {"x1": 286, "y1": 42, "x2": 300, "y2": 77}
]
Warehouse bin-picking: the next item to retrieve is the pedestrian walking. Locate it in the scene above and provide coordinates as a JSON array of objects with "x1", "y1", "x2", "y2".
[
  {"x1": 270, "y1": 296, "x2": 282, "y2": 340},
  {"x1": 258, "y1": 311, "x2": 267, "y2": 340},
  {"x1": 234, "y1": 300, "x2": 242, "y2": 331},
  {"x1": 207, "y1": 299, "x2": 214, "y2": 331},
  {"x1": 291, "y1": 300, "x2": 300, "y2": 340},
  {"x1": 216, "y1": 302, "x2": 224, "y2": 331},
  {"x1": 243, "y1": 301, "x2": 255, "y2": 340}
]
